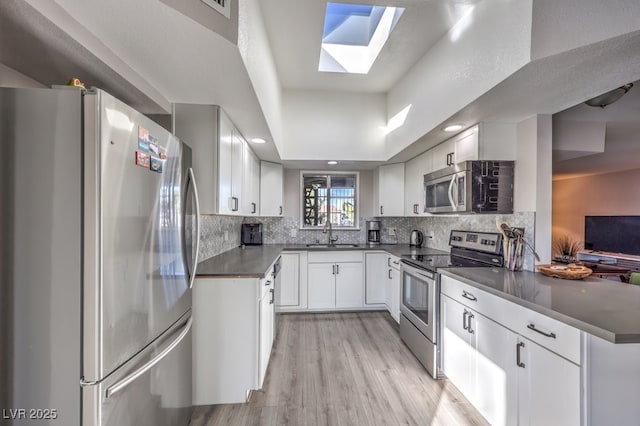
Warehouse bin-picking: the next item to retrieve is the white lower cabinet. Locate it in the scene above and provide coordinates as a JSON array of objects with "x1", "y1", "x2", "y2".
[
  {"x1": 278, "y1": 251, "x2": 307, "y2": 310},
  {"x1": 441, "y1": 292, "x2": 519, "y2": 426},
  {"x1": 258, "y1": 281, "x2": 274, "y2": 388},
  {"x1": 364, "y1": 252, "x2": 387, "y2": 305},
  {"x1": 335, "y1": 262, "x2": 364, "y2": 308},
  {"x1": 441, "y1": 275, "x2": 580, "y2": 426},
  {"x1": 307, "y1": 251, "x2": 363, "y2": 310},
  {"x1": 516, "y1": 337, "x2": 580, "y2": 426},
  {"x1": 387, "y1": 256, "x2": 401, "y2": 323},
  {"x1": 308, "y1": 263, "x2": 336, "y2": 309},
  {"x1": 192, "y1": 260, "x2": 277, "y2": 405}
]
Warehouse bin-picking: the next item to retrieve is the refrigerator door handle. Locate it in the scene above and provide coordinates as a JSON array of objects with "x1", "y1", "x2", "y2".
[
  {"x1": 183, "y1": 167, "x2": 201, "y2": 289},
  {"x1": 105, "y1": 316, "x2": 192, "y2": 399}
]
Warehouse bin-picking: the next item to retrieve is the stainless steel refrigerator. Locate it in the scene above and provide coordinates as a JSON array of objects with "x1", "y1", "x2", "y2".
[{"x1": 0, "y1": 87, "x2": 200, "y2": 425}]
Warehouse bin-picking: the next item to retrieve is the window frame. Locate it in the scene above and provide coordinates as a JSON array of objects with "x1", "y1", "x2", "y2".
[{"x1": 299, "y1": 170, "x2": 360, "y2": 230}]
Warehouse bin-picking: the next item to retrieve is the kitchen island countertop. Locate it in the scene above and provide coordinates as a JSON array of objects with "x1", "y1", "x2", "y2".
[
  {"x1": 440, "y1": 267, "x2": 640, "y2": 344},
  {"x1": 196, "y1": 243, "x2": 448, "y2": 278}
]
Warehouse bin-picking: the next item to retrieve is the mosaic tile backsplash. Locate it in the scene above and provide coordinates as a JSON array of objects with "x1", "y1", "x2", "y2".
[
  {"x1": 198, "y1": 215, "x2": 245, "y2": 261},
  {"x1": 198, "y1": 212, "x2": 537, "y2": 271},
  {"x1": 248, "y1": 212, "x2": 537, "y2": 271}
]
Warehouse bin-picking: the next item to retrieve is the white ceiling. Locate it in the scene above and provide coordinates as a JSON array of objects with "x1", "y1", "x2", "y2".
[
  {"x1": 553, "y1": 81, "x2": 640, "y2": 180},
  {"x1": 260, "y1": 0, "x2": 480, "y2": 92},
  {"x1": 4, "y1": 0, "x2": 640, "y2": 177}
]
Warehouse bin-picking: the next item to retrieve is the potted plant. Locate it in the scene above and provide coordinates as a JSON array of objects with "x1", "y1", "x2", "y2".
[{"x1": 553, "y1": 234, "x2": 583, "y2": 263}]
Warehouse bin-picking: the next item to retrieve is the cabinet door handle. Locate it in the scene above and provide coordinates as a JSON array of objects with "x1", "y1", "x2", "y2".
[
  {"x1": 269, "y1": 288, "x2": 274, "y2": 305},
  {"x1": 462, "y1": 290, "x2": 477, "y2": 302},
  {"x1": 279, "y1": 206, "x2": 283, "y2": 215},
  {"x1": 251, "y1": 202, "x2": 256, "y2": 214},
  {"x1": 231, "y1": 196, "x2": 239, "y2": 211},
  {"x1": 463, "y1": 310, "x2": 469, "y2": 331},
  {"x1": 332, "y1": 264, "x2": 336, "y2": 275},
  {"x1": 387, "y1": 257, "x2": 391, "y2": 267},
  {"x1": 336, "y1": 264, "x2": 339, "y2": 274},
  {"x1": 388, "y1": 269, "x2": 392, "y2": 279},
  {"x1": 413, "y1": 203, "x2": 419, "y2": 214},
  {"x1": 380, "y1": 206, "x2": 384, "y2": 215},
  {"x1": 467, "y1": 312, "x2": 475, "y2": 334},
  {"x1": 265, "y1": 280, "x2": 271, "y2": 286},
  {"x1": 527, "y1": 323, "x2": 557, "y2": 339},
  {"x1": 516, "y1": 342, "x2": 526, "y2": 368}
]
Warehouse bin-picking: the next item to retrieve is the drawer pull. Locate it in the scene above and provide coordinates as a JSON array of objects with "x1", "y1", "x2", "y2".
[
  {"x1": 265, "y1": 280, "x2": 271, "y2": 286},
  {"x1": 462, "y1": 291, "x2": 477, "y2": 302},
  {"x1": 527, "y1": 323, "x2": 557, "y2": 339},
  {"x1": 516, "y1": 342, "x2": 525, "y2": 368}
]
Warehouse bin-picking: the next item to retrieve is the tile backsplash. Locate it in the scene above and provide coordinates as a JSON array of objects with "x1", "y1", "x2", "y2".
[
  {"x1": 198, "y1": 215, "x2": 245, "y2": 260},
  {"x1": 198, "y1": 212, "x2": 537, "y2": 271},
  {"x1": 245, "y1": 212, "x2": 537, "y2": 271}
]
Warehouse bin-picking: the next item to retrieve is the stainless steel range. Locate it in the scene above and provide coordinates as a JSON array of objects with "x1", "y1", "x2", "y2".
[{"x1": 399, "y1": 230, "x2": 503, "y2": 378}]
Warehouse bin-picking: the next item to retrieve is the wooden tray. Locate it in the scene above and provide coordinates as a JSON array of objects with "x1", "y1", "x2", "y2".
[{"x1": 536, "y1": 264, "x2": 592, "y2": 280}]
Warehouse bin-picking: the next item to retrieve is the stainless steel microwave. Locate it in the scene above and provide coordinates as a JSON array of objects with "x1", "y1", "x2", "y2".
[{"x1": 423, "y1": 160, "x2": 514, "y2": 214}]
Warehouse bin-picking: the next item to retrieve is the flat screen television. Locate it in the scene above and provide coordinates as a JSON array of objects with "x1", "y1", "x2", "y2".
[{"x1": 584, "y1": 215, "x2": 640, "y2": 256}]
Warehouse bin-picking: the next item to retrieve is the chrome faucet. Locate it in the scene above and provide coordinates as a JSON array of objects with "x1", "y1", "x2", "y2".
[{"x1": 323, "y1": 220, "x2": 338, "y2": 246}]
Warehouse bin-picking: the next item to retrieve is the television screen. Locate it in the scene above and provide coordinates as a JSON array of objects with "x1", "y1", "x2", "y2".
[{"x1": 584, "y1": 216, "x2": 640, "y2": 256}]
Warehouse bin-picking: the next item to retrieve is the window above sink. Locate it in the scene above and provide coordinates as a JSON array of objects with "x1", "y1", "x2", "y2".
[{"x1": 300, "y1": 171, "x2": 359, "y2": 229}]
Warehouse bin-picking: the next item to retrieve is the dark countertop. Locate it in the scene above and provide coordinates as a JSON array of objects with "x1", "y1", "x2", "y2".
[
  {"x1": 440, "y1": 267, "x2": 640, "y2": 344},
  {"x1": 196, "y1": 244, "x2": 448, "y2": 278}
]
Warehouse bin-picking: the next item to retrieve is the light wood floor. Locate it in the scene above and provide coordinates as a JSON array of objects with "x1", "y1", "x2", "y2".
[{"x1": 190, "y1": 312, "x2": 487, "y2": 426}]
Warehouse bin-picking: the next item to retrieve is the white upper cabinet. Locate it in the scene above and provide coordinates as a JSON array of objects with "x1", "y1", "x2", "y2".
[
  {"x1": 404, "y1": 150, "x2": 433, "y2": 216},
  {"x1": 431, "y1": 138, "x2": 456, "y2": 170},
  {"x1": 174, "y1": 104, "x2": 260, "y2": 216},
  {"x1": 260, "y1": 161, "x2": 284, "y2": 216},
  {"x1": 242, "y1": 142, "x2": 260, "y2": 216},
  {"x1": 428, "y1": 123, "x2": 516, "y2": 174},
  {"x1": 453, "y1": 125, "x2": 480, "y2": 163},
  {"x1": 374, "y1": 163, "x2": 405, "y2": 217},
  {"x1": 217, "y1": 109, "x2": 235, "y2": 214}
]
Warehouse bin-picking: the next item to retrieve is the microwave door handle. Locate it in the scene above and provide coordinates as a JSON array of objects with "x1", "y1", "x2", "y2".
[{"x1": 448, "y1": 175, "x2": 457, "y2": 209}]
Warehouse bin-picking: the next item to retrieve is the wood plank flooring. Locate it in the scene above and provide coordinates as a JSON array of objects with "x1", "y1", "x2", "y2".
[{"x1": 190, "y1": 312, "x2": 488, "y2": 426}]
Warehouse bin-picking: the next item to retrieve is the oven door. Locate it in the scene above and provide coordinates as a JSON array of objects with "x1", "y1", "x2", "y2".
[{"x1": 400, "y1": 261, "x2": 437, "y2": 343}]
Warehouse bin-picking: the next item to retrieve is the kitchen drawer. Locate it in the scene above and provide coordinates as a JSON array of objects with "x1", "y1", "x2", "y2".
[
  {"x1": 388, "y1": 255, "x2": 401, "y2": 271},
  {"x1": 260, "y1": 276, "x2": 273, "y2": 298},
  {"x1": 511, "y1": 306, "x2": 581, "y2": 365},
  {"x1": 441, "y1": 275, "x2": 507, "y2": 322},
  {"x1": 308, "y1": 251, "x2": 363, "y2": 263},
  {"x1": 440, "y1": 275, "x2": 581, "y2": 364}
]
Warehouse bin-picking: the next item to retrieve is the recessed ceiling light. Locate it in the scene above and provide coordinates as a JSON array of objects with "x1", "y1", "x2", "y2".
[
  {"x1": 328, "y1": 160, "x2": 338, "y2": 165},
  {"x1": 443, "y1": 124, "x2": 464, "y2": 132},
  {"x1": 251, "y1": 138, "x2": 267, "y2": 144}
]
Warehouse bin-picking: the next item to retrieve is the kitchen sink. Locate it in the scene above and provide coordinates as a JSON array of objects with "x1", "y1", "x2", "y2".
[{"x1": 305, "y1": 243, "x2": 360, "y2": 248}]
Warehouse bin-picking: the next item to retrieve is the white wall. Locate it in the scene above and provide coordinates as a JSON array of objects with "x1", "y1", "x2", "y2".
[
  {"x1": 385, "y1": 0, "x2": 532, "y2": 157},
  {"x1": 0, "y1": 63, "x2": 45, "y2": 88},
  {"x1": 531, "y1": 0, "x2": 640, "y2": 60},
  {"x1": 516, "y1": 114, "x2": 553, "y2": 263},
  {"x1": 281, "y1": 90, "x2": 386, "y2": 161},
  {"x1": 238, "y1": 0, "x2": 283, "y2": 153},
  {"x1": 553, "y1": 169, "x2": 640, "y2": 246}
]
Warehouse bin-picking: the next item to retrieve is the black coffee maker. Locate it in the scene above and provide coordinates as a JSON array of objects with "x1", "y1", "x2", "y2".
[{"x1": 241, "y1": 223, "x2": 263, "y2": 245}]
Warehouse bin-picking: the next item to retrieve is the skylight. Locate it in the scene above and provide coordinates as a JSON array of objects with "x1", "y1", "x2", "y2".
[{"x1": 319, "y1": 2, "x2": 405, "y2": 74}]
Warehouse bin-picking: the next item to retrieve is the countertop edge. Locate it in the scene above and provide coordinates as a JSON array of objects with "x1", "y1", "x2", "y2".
[
  {"x1": 438, "y1": 268, "x2": 622, "y2": 344},
  {"x1": 196, "y1": 244, "x2": 448, "y2": 278}
]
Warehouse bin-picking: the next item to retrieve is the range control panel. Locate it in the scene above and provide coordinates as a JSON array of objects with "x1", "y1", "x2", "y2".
[{"x1": 449, "y1": 230, "x2": 503, "y2": 255}]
